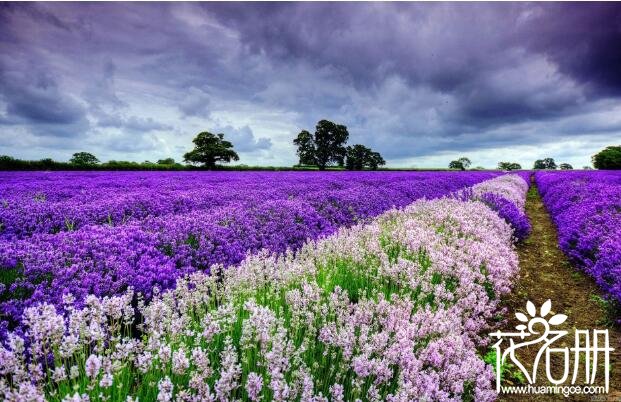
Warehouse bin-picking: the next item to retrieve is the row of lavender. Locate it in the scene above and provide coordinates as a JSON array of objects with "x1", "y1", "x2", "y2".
[
  {"x1": 0, "y1": 174, "x2": 530, "y2": 401},
  {"x1": 0, "y1": 171, "x2": 502, "y2": 240},
  {"x1": 0, "y1": 172, "x2": 501, "y2": 329},
  {"x1": 536, "y1": 171, "x2": 621, "y2": 310}
]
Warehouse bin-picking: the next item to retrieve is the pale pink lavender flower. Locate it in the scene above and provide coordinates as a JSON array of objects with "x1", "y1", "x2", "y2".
[
  {"x1": 172, "y1": 348, "x2": 190, "y2": 375},
  {"x1": 330, "y1": 383, "x2": 345, "y2": 402},
  {"x1": 215, "y1": 339, "x2": 242, "y2": 401},
  {"x1": 85, "y1": 354, "x2": 101, "y2": 379},
  {"x1": 245, "y1": 372, "x2": 263, "y2": 401},
  {"x1": 62, "y1": 392, "x2": 90, "y2": 402},
  {"x1": 157, "y1": 376, "x2": 174, "y2": 402},
  {"x1": 99, "y1": 373, "x2": 114, "y2": 388}
]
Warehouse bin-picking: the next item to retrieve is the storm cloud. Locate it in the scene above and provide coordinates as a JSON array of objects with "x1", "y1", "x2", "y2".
[{"x1": 0, "y1": 2, "x2": 620, "y2": 167}]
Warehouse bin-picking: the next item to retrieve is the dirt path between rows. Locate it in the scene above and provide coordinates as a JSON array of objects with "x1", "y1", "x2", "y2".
[{"x1": 498, "y1": 181, "x2": 621, "y2": 402}]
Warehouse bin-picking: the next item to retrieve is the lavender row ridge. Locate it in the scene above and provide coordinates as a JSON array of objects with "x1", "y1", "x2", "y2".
[
  {"x1": 536, "y1": 170, "x2": 621, "y2": 316},
  {"x1": 0, "y1": 171, "x2": 502, "y2": 240}
]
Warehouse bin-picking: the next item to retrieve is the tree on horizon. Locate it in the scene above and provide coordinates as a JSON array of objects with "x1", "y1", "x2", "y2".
[
  {"x1": 345, "y1": 144, "x2": 385, "y2": 170},
  {"x1": 533, "y1": 158, "x2": 557, "y2": 170},
  {"x1": 70, "y1": 152, "x2": 99, "y2": 166},
  {"x1": 449, "y1": 157, "x2": 472, "y2": 171},
  {"x1": 592, "y1": 146, "x2": 621, "y2": 169},
  {"x1": 183, "y1": 131, "x2": 239, "y2": 169},
  {"x1": 293, "y1": 120, "x2": 349, "y2": 170}
]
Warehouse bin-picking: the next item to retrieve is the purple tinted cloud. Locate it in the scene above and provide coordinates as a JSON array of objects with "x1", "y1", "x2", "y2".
[{"x1": 0, "y1": 2, "x2": 620, "y2": 165}]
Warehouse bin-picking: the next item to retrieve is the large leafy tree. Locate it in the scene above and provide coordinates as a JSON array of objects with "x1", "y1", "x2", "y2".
[
  {"x1": 368, "y1": 152, "x2": 386, "y2": 170},
  {"x1": 183, "y1": 131, "x2": 239, "y2": 169},
  {"x1": 497, "y1": 161, "x2": 522, "y2": 171},
  {"x1": 293, "y1": 130, "x2": 316, "y2": 165},
  {"x1": 559, "y1": 163, "x2": 573, "y2": 170},
  {"x1": 70, "y1": 152, "x2": 99, "y2": 166},
  {"x1": 292, "y1": 120, "x2": 350, "y2": 170},
  {"x1": 345, "y1": 144, "x2": 386, "y2": 170},
  {"x1": 448, "y1": 157, "x2": 472, "y2": 171},
  {"x1": 309, "y1": 120, "x2": 350, "y2": 170},
  {"x1": 533, "y1": 158, "x2": 557, "y2": 170},
  {"x1": 592, "y1": 146, "x2": 621, "y2": 169}
]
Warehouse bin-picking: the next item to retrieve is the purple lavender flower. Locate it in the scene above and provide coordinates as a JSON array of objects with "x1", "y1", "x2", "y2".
[
  {"x1": 480, "y1": 192, "x2": 531, "y2": 242},
  {"x1": 536, "y1": 170, "x2": 621, "y2": 311}
]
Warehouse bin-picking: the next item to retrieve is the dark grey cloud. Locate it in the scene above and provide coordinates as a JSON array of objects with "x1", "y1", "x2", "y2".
[
  {"x1": 0, "y1": 62, "x2": 89, "y2": 137},
  {"x1": 519, "y1": 3, "x2": 621, "y2": 96},
  {"x1": 0, "y1": 63, "x2": 83, "y2": 126},
  {"x1": 0, "y1": 2, "x2": 620, "y2": 167},
  {"x1": 201, "y1": 2, "x2": 620, "y2": 129}
]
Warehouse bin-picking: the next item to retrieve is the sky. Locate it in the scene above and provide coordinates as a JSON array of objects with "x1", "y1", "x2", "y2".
[{"x1": 1, "y1": 2, "x2": 620, "y2": 168}]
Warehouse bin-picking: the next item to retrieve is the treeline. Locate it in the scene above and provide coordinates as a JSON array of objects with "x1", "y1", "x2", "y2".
[
  {"x1": 0, "y1": 155, "x2": 186, "y2": 171},
  {"x1": 2, "y1": 123, "x2": 619, "y2": 171},
  {"x1": 0, "y1": 155, "x2": 360, "y2": 172},
  {"x1": 293, "y1": 120, "x2": 385, "y2": 170}
]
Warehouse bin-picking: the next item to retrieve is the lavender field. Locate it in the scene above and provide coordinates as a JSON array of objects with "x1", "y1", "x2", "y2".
[
  {"x1": 3, "y1": 2, "x2": 621, "y2": 399},
  {"x1": 0, "y1": 171, "x2": 533, "y2": 401},
  {"x1": 0, "y1": 171, "x2": 504, "y2": 325},
  {"x1": 537, "y1": 171, "x2": 621, "y2": 313}
]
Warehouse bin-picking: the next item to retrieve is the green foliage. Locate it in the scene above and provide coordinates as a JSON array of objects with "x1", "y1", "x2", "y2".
[
  {"x1": 0, "y1": 155, "x2": 75, "y2": 170},
  {"x1": 559, "y1": 163, "x2": 573, "y2": 170},
  {"x1": 0, "y1": 155, "x2": 353, "y2": 171},
  {"x1": 69, "y1": 152, "x2": 99, "y2": 166},
  {"x1": 292, "y1": 120, "x2": 349, "y2": 170},
  {"x1": 448, "y1": 161, "x2": 462, "y2": 170},
  {"x1": 293, "y1": 130, "x2": 316, "y2": 165},
  {"x1": 533, "y1": 157, "x2": 557, "y2": 170},
  {"x1": 157, "y1": 158, "x2": 176, "y2": 165},
  {"x1": 448, "y1": 157, "x2": 471, "y2": 171},
  {"x1": 344, "y1": 144, "x2": 386, "y2": 170},
  {"x1": 497, "y1": 161, "x2": 522, "y2": 171},
  {"x1": 183, "y1": 131, "x2": 240, "y2": 169},
  {"x1": 105, "y1": 160, "x2": 181, "y2": 170},
  {"x1": 483, "y1": 349, "x2": 526, "y2": 385},
  {"x1": 0, "y1": 155, "x2": 15, "y2": 165},
  {"x1": 589, "y1": 294, "x2": 620, "y2": 327},
  {"x1": 293, "y1": 121, "x2": 387, "y2": 170},
  {"x1": 592, "y1": 145, "x2": 621, "y2": 170}
]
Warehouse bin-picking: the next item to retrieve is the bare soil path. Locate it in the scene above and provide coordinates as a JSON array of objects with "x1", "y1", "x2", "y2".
[{"x1": 498, "y1": 182, "x2": 621, "y2": 402}]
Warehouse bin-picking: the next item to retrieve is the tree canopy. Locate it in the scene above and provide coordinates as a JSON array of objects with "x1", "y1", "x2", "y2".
[
  {"x1": 497, "y1": 162, "x2": 522, "y2": 171},
  {"x1": 69, "y1": 152, "x2": 99, "y2": 166},
  {"x1": 293, "y1": 130, "x2": 316, "y2": 166},
  {"x1": 313, "y1": 120, "x2": 349, "y2": 170},
  {"x1": 157, "y1": 158, "x2": 176, "y2": 165},
  {"x1": 448, "y1": 157, "x2": 471, "y2": 171},
  {"x1": 345, "y1": 144, "x2": 386, "y2": 170},
  {"x1": 592, "y1": 146, "x2": 621, "y2": 170},
  {"x1": 533, "y1": 158, "x2": 557, "y2": 169},
  {"x1": 293, "y1": 120, "x2": 349, "y2": 170},
  {"x1": 183, "y1": 131, "x2": 239, "y2": 169},
  {"x1": 559, "y1": 163, "x2": 573, "y2": 170}
]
